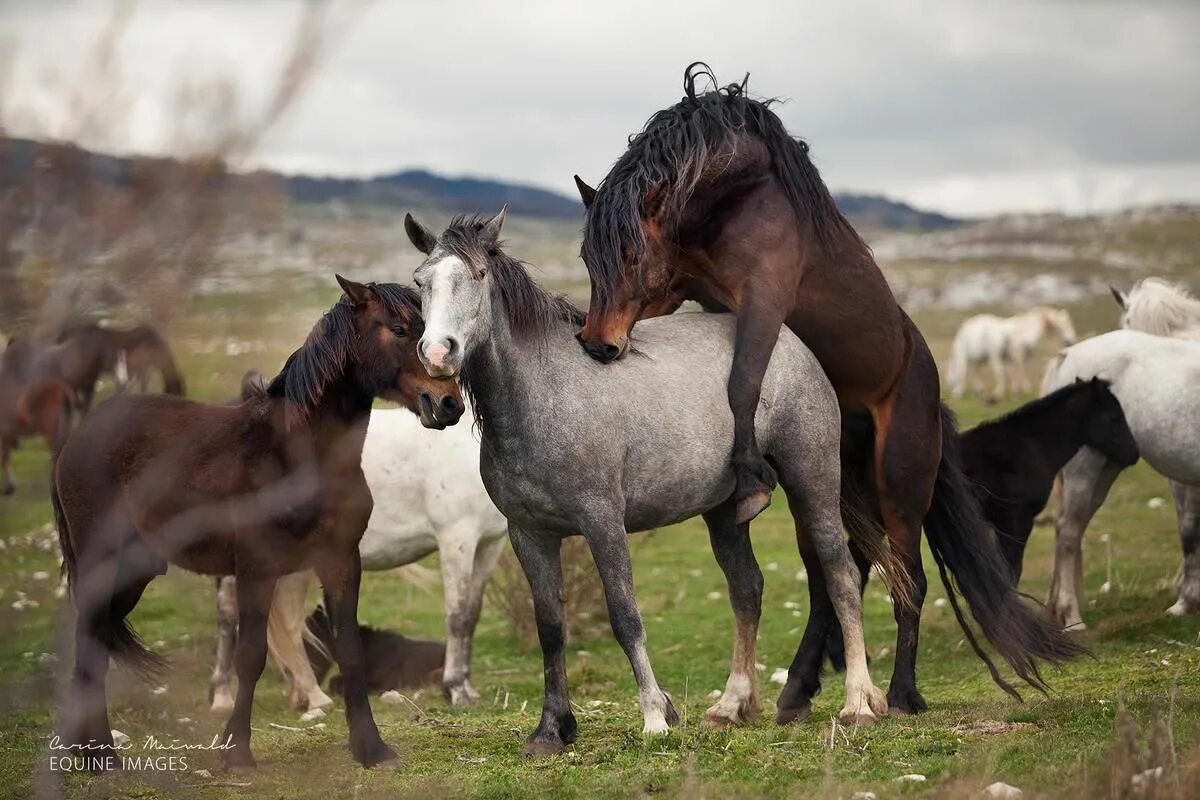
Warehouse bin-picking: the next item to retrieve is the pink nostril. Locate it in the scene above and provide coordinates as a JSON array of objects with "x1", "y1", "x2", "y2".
[{"x1": 425, "y1": 342, "x2": 449, "y2": 368}]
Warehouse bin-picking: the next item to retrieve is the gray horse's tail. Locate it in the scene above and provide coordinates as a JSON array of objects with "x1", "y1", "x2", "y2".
[{"x1": 925, "y1": 404, "x2": 1086, "y2": 700}]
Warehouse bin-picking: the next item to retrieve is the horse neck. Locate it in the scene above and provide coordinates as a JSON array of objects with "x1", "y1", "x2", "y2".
[
  {"x1": 297, "y1": 373, "x2": 374, "y2": 467},
  {"x1": 462, "y1": 308, "x2": 558, "y2": 444},
  {"x1": 1008, "y1": 390, "x2": 1091, "y2": 469}
]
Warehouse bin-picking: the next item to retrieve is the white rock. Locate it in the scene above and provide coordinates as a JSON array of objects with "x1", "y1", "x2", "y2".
[
  {"x1": 769, "y1": 668, "x2": 789, "y2": 685},
  {"x1": 32, "y1": 571, "x2": 49, "y2": 581},
  {"x1": 851, "y1": 793, "x2": 877, "y2": 800},
  {"x1": 707, "y1": 689, "x2": 722, "y2": 699},
  {"x1": 300, "y1": 707, "x2": 326, "y2": 721},
  {"x1": 54, "y1": 585, "x2": 67, "y2": 599},
  {"x1": 111, "y1": 729, "x2": 130, "y2": 747},
  {"x1": 194, "y1": 769, "x2": 213, "y2": 778},
  {"x1": 983, "y1": 782, "x2": 1024, "y2": 799},
  {"x1": 707, "y1": 591, "x2": 723, "y2": 600},
  {"x1": 380, "y1": 690, "x2": 404, "y2": 705},
  {"x1": 1148, "y1": 497, "x2": 1165, "y2": 509},
  {"x1": 176, "y1": 717, "x2": 193, "y2": 725},
  {"x1": 896, "y1": 774, "x2": 926, "y2": 782},
  {"x1": 151, "y1": 685, "x2": 168, "y2": 695},
  {"x1": 765, "y1": 562, "x2": 779, "y2": 572},
  {"x1": 795, "y1": 570, "x2": 808, "y2": 583},
  {"x1": 934, "y1": 598, "x2": 948, "y2": 608},
  {"x1": 755, "y1": 662, "x2": 766, "y2": 672}
]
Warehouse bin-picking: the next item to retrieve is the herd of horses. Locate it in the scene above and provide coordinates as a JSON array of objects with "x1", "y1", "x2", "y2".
[{"x1": 5, "y1": 63, "x2": 1198, "y2": 774}]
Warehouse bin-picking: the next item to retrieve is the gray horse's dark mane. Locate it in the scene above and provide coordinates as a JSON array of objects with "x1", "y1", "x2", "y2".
[
  {"x1": 441, "y1": 215, "x2": 586, "y2": 341},
  {"x1": 582, "y1": 61, "x2": 866, "y2": 306},
  {"x1": 266, "y1": 282, "x2": 420, "y2": 425}
]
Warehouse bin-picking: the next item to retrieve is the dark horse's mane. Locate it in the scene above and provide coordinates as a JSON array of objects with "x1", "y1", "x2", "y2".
[
  {"x1": 583, "y1": 62, "x2": 867, "y2": 305},
  {"x1": 264, "y1": 282, "x2": 421, "y2": 426},
  {"x1": 966, "y1": 378, "x2": 1108, "y2": 437},
  {"x1": 440, "y1": 215, "x2": 585, "y2": 342}
]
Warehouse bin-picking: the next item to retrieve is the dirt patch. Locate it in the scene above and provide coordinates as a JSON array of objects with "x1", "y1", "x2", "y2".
[{"x1": 951, "y1": 719, "x2": 1035, "y2": 736}]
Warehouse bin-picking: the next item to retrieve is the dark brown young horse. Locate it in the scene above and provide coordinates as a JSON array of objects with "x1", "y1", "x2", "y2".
[
  {"x1": 574, "y1": 63, "x2": 1081, "y2": 717},
  {"x1": 52, "y1": 277, "x2": 463, "y2": 772}
]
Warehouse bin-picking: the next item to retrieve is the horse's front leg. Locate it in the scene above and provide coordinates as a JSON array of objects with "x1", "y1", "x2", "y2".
[
  {"x1": 1167, "y1": 480, "x2": 1200, "y2": 616},
  {"x1": 1048, "y1": 448, "x2": 1122, "y2": 630},
  {"x1": 220, "y1": 573, "x2": 276, "y2": 772},
  {"x1": 584, "y1": 518, "x2": 677, "y2": 734},
  {"x1": 729, "y1": 299, "x2": 789, "y2": 524},
  {"x1": 701, "y1": 499, "x2": 763, "y2": 727},
  {"x1": 508, "y1": 525, "x2": 575, "y2": 756},
  {"x1": 315, "y1": 547, "x2": 398, "y2": 768},
  {"x1": 209, "y1": 576, "x2": 237, "y2": 714}
]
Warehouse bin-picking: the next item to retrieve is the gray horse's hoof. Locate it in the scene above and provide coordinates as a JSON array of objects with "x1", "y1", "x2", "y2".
[{"x1": 775, "y1": 703, "x2": 811, "y2": 725}]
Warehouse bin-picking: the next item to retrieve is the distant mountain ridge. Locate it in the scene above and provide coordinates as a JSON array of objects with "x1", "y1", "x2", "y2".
[{"x1": 0, "y1": 136, "x2": 960, "y2": 229}]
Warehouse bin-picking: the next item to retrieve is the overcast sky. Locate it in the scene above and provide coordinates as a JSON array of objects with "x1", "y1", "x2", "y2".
[{"x1": 1, "y1": 0, "x2": 1198, "y2": 216}]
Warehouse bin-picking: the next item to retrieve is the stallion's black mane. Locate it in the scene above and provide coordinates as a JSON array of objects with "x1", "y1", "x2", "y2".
[
  {"x1": 582, "y1": 62, "x2": 865, "y2": 305},
  {"x1": 967, "y1": 378, "x2": 1109, "y2": 436},
  {"x1": 440, "y1": 215, "x2": 585, "y2": 342},
  {"x1": 266, "y1": 282, "x2": 421, "y2": 425}
]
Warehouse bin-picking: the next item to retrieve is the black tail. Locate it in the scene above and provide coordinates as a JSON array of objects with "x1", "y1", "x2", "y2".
[
  {"x1": 926, "y1": 404, "x2": 1085, "y2": 699},
  {"x1": 304, "y1": 606, "x2": 336, "y2": 683},
  {"x1": 51, "y1": 473, "x2": 167, "y2": 680}
]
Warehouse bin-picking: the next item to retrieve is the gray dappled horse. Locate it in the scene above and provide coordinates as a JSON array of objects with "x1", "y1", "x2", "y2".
[{"x1": 405, "y1": 210, "x2": 894, "y2": 755}]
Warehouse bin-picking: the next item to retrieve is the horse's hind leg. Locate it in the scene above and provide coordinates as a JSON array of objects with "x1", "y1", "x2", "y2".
[
  {"x1": 1166, "y1": 481, "x2": 1200, "y2": 617},
  {"x1": 776, "y1": 514, "x2": 837, "y2": 724},
  {"x1": 63, "y1": 548, "x2": 120, "y2": 760},
  {"x1": 438, "y1": 520, "x2": 502, "y2": 706},
  {"x1": 702, "y1": 499, "x2": 763, "y2": 727},
  {"x1": 508, "y1": 525, "x2": 576, "y2": 756},
  {"x1": 210, "y1": 576, "x2": 237, "y2": 713},
  {"x1": 266, "y1": 569, "x2": 332, "y2": 712},
  {"x1": 1048, "y1": 448, "x2": 1121, "y2": 629},
  {"x1": 870, "y1": 347, "x2": 940, "y2": 714},
  {"x1": 584, "y1": 519, "x2": 678, "y2": 734}
]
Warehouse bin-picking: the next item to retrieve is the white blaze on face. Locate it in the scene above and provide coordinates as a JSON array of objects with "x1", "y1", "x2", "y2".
[{"x1": 419, "y1": 254, "x2": 468, "y2": 368}]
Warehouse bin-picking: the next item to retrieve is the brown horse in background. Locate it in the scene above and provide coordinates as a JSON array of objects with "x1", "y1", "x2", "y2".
[
  {"x1": 0, "y1": 376, "x2": 75, "y2": 494},
  {"x1": 574, "y1": 63, "x2": 1081, "y2": 719},
  {"x1": 3, "y1": 322, "x2": 183, "y2": 414},
  {"x1": 52, "y1": 277, "x2": 464, "y2": 772},
  {"x1": 57, "y1": 322, "x2": 186, "y2": 398}
]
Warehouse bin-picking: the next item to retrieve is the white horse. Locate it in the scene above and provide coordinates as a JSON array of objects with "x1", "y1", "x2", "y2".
[
  {"x1": 947, "y1": 307, "x2": 1077, "y2": 399},
  {"x1": 1112, "y1": 277, "x2": 1200, "y2": 341},
  {"x1": 210, "y1": 403, "x2": 507, "y2": 713},
  {"x1": 1042, "y1": 279, "x2": 1200, "y2": 628}
]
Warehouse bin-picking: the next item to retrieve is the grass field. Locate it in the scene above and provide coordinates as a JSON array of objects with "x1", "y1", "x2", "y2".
[{"x1": 0, "y1": 283, "x2": 1197, "y2": 800}]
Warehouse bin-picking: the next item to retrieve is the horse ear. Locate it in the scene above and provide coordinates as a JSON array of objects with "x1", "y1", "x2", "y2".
[
  {"x1": 573, "y1": 175, "x2": 597, "y2": 209},
  {"x1": 641, "y1": 182, "x2": 669, "y2": 223},
  {"x1": 481, "y1": 205, "x2": 507, "y2": 248},
  {"x1": 405, "y1": 213, "x2": 438, "y2": 255},
  {"x1": 1110, "y1": 285, "x2": 1128, "y2": 310},
  {"x1": 336, "y1": 274, "x2": 377, "y2": 308}
]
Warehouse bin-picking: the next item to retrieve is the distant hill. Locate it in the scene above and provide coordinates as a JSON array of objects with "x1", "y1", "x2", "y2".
[{"x1": 0, "y1": 136, "x2": 960, "y2": 229}]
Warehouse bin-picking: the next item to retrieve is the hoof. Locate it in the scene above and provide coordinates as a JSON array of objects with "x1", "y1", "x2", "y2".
[
  {"x1": 839, "y1": 709, "x2": 880, "y2": 726},
  {"x1": 1, "y1": 483, "x2": 13, "y2": 496},
  {"x1": 735, "y1": 491, "x2": 771, "y2": 525},
  {"x1": 308, "y1": 691, "x2": 335, "y2": 712},
  {"x1": 446, "y1": 682, "x2": 481, "y2": 707},
  {"x1": 887, "y1": 686, "x2": 927, "y2": 715},
  {"x1": 775, "y1": 703, "x2": 812, "y2": 725},
  {"x1": 1166, "y1": 598, "x2": 1197, "y2": 617},
  {"x1": 703, "y1": 706, "x2": 758, "y2": 728},
  {"x1": 664, "y1": 695, "x2": 680, "y2": 727},
  {"x1": 222, "y1": 752, "x2": 257, "y2": 773},
  {"x1": 522, "y1": 738, "x2": 566, "y2": 757},
  {"x1": 210, "y1": 696, "x2": 234, "y2": 715},
  {"x1": 370, "y1": 757, "x2": 402, "y2": 771}
]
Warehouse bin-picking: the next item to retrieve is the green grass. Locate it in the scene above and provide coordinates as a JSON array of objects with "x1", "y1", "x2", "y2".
[{"x1": 0, "y1": 290, "x2": 1197, "y2": 799}]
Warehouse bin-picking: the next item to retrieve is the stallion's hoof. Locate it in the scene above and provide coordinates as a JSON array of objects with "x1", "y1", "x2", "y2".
[
  {"x1": 735, "y1": 491, "x2": 771, "y2": 525},
  {"x1": 446, "y1": 682, "x2": 481, "y2": 707},
  {"x1": 522, "y1": 738, "x2": 566, "y2": 757},
  {"x1": 1166, "y1": 598, "x2": 1199, "y2": 617},
  {"x1": 210, "y1": 695, "x2": 234, "y2": 715},
  {"x1": 775, "y1": 703, "x2": 812, "y2": 725},
  {"x1": 886, "y1": 688, "x2": 928, "y2": 715}
]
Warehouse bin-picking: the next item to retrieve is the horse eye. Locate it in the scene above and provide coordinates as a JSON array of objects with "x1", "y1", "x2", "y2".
[{"x1": 392, "y1": 325, "x2": 408, "y2": 338}]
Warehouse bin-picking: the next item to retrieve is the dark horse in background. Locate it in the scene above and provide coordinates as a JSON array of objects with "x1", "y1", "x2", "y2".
[
  {"x1": 3, "y1": 322, "x2": 183, "y2": 413},
  {"x1": 0, "y1": 374, "x2": 75, "y2": 494},
  {"x1": 826, "y1": 377, "x2": 1139, "y2": 666},
  {"x1": 574, "y1": 63, "x2": 1082, "y2": 717},
  {"x1": 52, "y1": 277, "x2": 463, "y2": 771}
]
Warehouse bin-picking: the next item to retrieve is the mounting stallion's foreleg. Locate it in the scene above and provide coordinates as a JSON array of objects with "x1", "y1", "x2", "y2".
[
  {"x1": 702, "y1": 499, "x2": 763, "y2": 727},
  {"x1": 729, "y1": 298, "x2": 790, "y2": 524}
]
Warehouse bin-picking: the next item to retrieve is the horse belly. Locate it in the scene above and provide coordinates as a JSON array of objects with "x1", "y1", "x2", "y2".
[{"x1": 784, "y1": 302, "x2": 906, "y2": 409}]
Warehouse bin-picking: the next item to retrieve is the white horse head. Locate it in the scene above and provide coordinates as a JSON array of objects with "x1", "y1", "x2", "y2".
[
  {"x1": 1039, "y1": 307, "x2": 1076, "y2": 345},
  {"x1": 1113, "y1": 278, "x2": 1200, "y2": 339}
]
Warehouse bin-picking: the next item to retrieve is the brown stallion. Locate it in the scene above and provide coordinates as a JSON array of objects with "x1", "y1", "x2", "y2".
[
  {"x1": 574, "y1": 63, "x2": 1081, "y2": 717},
  {"x1": 58, "y1": 322, "x2": 186, "y2": 397},
  {"x1": 52, "y1": 277, "x2": 463, "y2": 772}
]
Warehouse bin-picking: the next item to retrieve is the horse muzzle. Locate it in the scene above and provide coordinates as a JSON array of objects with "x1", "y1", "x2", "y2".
[{"x1": 418, "y1": 391, "x2": 464, "y2": 430}]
